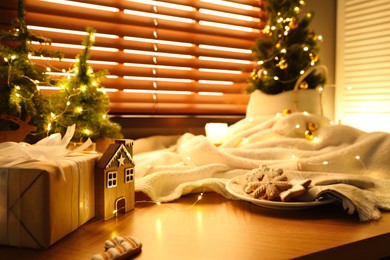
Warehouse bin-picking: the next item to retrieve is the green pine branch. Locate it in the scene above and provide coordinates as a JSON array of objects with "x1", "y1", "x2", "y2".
[
  {"x1": 247, "y1": 0, "x2": 326, "y2": 94},
  {"x1": 49, "y1": 27, "x2": 122, "y2": 142},
  {"x1": 0, "y1": 0, "x2": 63, "y2": 143}
]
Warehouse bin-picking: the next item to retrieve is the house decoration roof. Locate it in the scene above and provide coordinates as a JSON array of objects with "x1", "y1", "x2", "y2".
[{"x1": 97, "y1": 139, "x2": 134, "y2": 169}]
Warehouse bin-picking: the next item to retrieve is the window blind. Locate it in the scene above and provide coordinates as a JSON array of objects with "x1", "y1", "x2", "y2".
[
  {"x1": 2, "y1": 0, "x2": 266, "y2": 115},
  {"x1": 336, "y1": 0, "x2": 390, "y2": 132}
]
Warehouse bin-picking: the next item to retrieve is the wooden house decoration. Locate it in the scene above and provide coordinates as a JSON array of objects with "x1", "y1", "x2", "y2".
[{"x1": 95, "y1": 139, "x2": 135, "y2": 220}]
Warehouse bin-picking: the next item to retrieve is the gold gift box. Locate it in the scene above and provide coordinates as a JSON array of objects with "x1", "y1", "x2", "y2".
[{"x1": 0, "y1": 154, "x2": 99, "y2": 248}]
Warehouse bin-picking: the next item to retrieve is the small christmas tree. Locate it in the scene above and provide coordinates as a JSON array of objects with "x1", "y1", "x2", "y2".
[
  {"x1": 49, "y1": 27, "x2": 122, "y2": 143},
  {"x1": 247, "y1": 0, "x2": 326, "y2": 94},
  {"x1": 0, "y1": 0, "x2": 62, "y2": 143}
]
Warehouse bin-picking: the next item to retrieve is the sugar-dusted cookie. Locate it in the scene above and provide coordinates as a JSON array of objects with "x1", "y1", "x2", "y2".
[
  {"x1": 244, "y1": 166, "x2": 311, "y2": 202},
  {"x1": 279, "y1": 179, "x2": 311, "y2": 202},
  {"x1": 245, "y1": 170, "x2": 292, "y2": 201}
]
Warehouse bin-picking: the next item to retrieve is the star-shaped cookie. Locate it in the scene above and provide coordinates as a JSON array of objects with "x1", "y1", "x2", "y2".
[{"x1": 245, "y1": 173, "x2": 292, "y2": 200}]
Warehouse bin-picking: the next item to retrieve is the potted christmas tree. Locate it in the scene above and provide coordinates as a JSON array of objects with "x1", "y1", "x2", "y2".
[
  {"x1": 48, "y1": 27, "x2": 122, "y2": 152},
  {"x1": 246, "y1": 0, "x2": 327, "y2": 117},
  {"x1": 0, "y1": 0, "x2": 62, "y2": 143}
]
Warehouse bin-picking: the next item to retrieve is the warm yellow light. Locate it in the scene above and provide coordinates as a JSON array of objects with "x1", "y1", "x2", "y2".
[
  {"x1": 199, "y1": 68, "x2": 241, "y2": 74},
  {"x1": 84, "y1": 129, "x2": 92, "y2": 135},
  {"x1": 198, "y1": 80, "x2": 233, "y2": 85},
  {"x1": 199, "y1": 8, "x2": 259, "y2": 22},
  {"x1": 124, "y1": 49, "x2": 194, "y2": 59},
  {"x1": 198, "y1": 92, "x2": 224, "y2": 96},
  {"x1": 123, "y1": 36, "x2": 193, "y2": 47},
  {"x1": 44, "y1": 42, "x2": 119, "y2": 52},
  {"x1": 123, "y1": 76, "x2": 192, "y2": 83},
  {"x1": 126, "y1": 0, "x2": 195, "y2": 11},
  {"x1": 199, "y1": 20, "x2": 259, "y2": 33},
  {"x1": 124, "y1": 9, "x2": 195, "y2": 23},
  {"x1": 200, "y1": 0, "x2": 258, "y2": 11},
  {"x1": 124, "y1": 63, "x2": 192, "y2": 71},
  {"x1": 37, "y1": 86, "x2": 60, "y2": 91},
  {"x1": 123, "y1": 89, "x2": 193, "y2": 95},
  {"x1": 98, "y1": 88, "x2": 119, "y2": 93},
  {"x1": 27, "y1": 25, "x2": 118, "y2": 39},
  {"x1": 205, "y1": 123, "x2": 228, "y2": 146},
  {"x1": 199, "y1": 56, "x2": 251, "y2": 64},
  {"x1": 41, "y1": 0, "x2": 119, "y2": 12},
  {"x1": 199, "y1": 44, "x2": 251, "y2": 54}
]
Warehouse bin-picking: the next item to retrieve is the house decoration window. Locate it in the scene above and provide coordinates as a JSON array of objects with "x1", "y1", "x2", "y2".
[
  {"x1": 107, "y1": 171, "x2": 117, "y2": 188},
  {"x1": 124, "y1": 167, "x2": 134, "y2": 183},
  {"x1": 4, "y1": 0, "x2": 266, "y2": 116}
]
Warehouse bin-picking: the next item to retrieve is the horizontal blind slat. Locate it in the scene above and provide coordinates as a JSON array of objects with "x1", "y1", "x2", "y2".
[{"x1": 12, "y1": 0, "x2": 266, "y2": 115}]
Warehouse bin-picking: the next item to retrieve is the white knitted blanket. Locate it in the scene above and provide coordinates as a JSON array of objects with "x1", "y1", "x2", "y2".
[{"x1": 134, "y1": 113, "x2": 390, "y2": 221}]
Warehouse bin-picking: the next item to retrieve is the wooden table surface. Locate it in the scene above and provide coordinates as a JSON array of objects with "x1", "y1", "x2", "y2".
[{"x1": 1, "y1": 192, "x2": 390, "y2": 260}]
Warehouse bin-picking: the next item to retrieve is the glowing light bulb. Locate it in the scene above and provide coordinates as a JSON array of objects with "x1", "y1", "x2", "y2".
[
  {"x1": 75, "y1": 106, "x2": 83, "y2": 113},
  {"x1": 322, "y1": 161, "x2": 329, "y2": 165},
  {"x1": 241, "y1": 137, "x2": 249, "y2": 145},
  {"x1": 84, "y1": 129, "x2": 91, "y2": 135}
]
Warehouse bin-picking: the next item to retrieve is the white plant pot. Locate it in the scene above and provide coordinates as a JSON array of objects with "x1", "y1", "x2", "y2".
[{"x1": 246, "y1": 87, "x2": 335, "y2": 120}]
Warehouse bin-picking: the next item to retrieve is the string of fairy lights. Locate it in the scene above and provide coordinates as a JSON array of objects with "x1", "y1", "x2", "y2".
[{"x1": 250, "y1": 0, "x2": 324, "y2": 92}]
